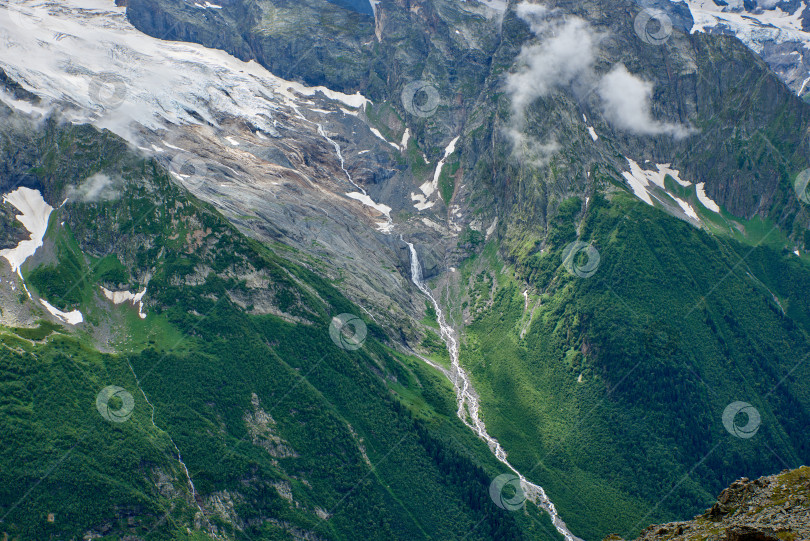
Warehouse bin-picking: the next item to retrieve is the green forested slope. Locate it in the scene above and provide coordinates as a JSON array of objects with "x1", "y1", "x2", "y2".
[
  {"x1": 0, "y1": 113, "x2": 562, "y2": 540},
  {"x1": 457, "y1": 192, "x2": 810, "y2": 540}
]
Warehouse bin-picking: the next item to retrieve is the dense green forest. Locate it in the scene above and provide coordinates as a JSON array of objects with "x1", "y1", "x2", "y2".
[
  {"x1": 457, "y1": 191, "x2": 810, "y2": 539},
  {"x1": 0, "y1": 117, "x2": 563, "y2": 540}
]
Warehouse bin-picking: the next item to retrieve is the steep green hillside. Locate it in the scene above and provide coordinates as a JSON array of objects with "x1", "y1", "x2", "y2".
[
  {"x1": 450, "y1": 191, "x2": 810, "y2": 540},
  {"x1": 0, "y1": 111, "x2": 562, "y2": 540}
]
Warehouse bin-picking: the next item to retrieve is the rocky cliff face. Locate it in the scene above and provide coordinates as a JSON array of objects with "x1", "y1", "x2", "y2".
[
  {"x1": 606, "y1": 466, "x2": 810, "y2": 541},
  {"x1": 125, "y1": 0, "x2": 810, "y2": 253},
  {"x1": 681, "y1": 0, "x2": 810, "y2": 97}
]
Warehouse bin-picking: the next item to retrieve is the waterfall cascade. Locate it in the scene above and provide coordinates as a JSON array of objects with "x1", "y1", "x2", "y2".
[{"x1": 403, "y1": 239, "x2": 581, "y2": 541}]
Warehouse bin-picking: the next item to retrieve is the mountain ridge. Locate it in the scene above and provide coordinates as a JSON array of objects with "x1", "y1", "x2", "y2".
[
  {"x1": 0, "y1": 102, "x2": 562, "y2": 540},
  {"x1": 1, "y1": 0, "x2": 810, "y2": 539},
  {"x1": 605, "y1": 466, "x2": 810, "y2": 541}
]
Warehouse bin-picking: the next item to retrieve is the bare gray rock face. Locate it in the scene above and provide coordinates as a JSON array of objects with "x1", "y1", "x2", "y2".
[{"x1": 124, "y1": 0, "x2": 810, "y2": 246}]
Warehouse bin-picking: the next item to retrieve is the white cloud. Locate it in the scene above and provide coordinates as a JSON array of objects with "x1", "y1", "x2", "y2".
[
  {"x1": 505, "y1": 14, "x2": 600, "y2": 124},
  {"x1": 503, "y1": 3, "x2": 692, "y2": 165},
  {"x1": 504, "y1": 7, "x2": 601, "y2": 166},
  {"x1": 597, "y1": 64, "x2": 691, "y2": 139},
  {"x1": 66, "y1": 173, "x2": 120, "y2": 202},
  {"x1": 503, "y1": 128, "x2": 561, "y2": 168},
  {"x1": 514, "y1": 3, "x2": 550, "y2": 33}
]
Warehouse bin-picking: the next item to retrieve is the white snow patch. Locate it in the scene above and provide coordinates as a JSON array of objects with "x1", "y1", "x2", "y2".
[
  {"x1": 429, "y1": 136, "x2": 460, "y2": 199},
  {"x1": 279, "y1": 81, "x2": 369, "y2": 110},
  {"x1": 161, "y1": 140, "x2": 184, "y2": 151},
  {"x1": 369, "y1": 127, "x2": 399, "y2": 149},
  {"x1": 656, "y1": 163, "x2": 691, "y2": 187},
  {"x1": 411, "y1": 192, "x2": 436, "y2": 211},
  {"x1": 40, "y1": 299, "x2": 83, "y2": 325},
  {"x1": 400, "y1": 128, "x2": 410, "y2": 150},
  {"x1": 587, "y1": 126, "x2": 598, "y2": 141},
  {"x1": 621, "y1": 159, "x2": 655, "y2": 205},
  {"x1": 345, "y1": 192, "x2": 393, "y2": 231},
  {"x1": 420, "y1": 217, "x2": 445, "y2": 232},
  {"x1": 376, "y1": 221, "x2": 395, "y2": 234},
  {"x1": 0, "y1": 187, "x2": 53, "y2": 277},
  {"x1": 799, "y1": 75, "x2": 810, "y2": 96},
  {"x1": 674, "y1": 197, "x2": 699, "y2": 221},
  {"x1": 621, "y1": 159, "x2": 695, "y2": 206},
  {"x1": 101, "y1": 286, "x2": 147, "y2": 319},
  {"x1": 486, "y1": 217, "x2": 498, "y2": 239},
  {"x1": 695, "y1": 182, "x2": 721, "y2": 212},
  {"x1": 418, "y1": 180, "x2": 436, "y2": 198}
]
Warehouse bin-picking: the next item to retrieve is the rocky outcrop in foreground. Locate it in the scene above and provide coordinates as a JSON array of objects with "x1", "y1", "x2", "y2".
[{"x1": 606, "y1": 466, "x2": 810, "y2": 541}]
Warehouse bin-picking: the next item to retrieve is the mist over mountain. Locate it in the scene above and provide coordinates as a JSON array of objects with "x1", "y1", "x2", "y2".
[{"x1": 0, "y1": 0, "x2": 808, "y2": 540}]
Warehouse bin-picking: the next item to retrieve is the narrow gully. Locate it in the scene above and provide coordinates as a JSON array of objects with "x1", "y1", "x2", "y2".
[{"x1": 403, "y1": 239, "x2": 581, "y2": 541}]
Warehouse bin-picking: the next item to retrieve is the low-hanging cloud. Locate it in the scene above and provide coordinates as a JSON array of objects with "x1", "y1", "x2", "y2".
[
  {"x1": 505, "y1": 12, "x2": 599, "y2": 122},
  {"x1": 504, "y1": 2, "x2": 692, "y2": 166},
  {"x1": 504, "y1": 7, "x2": 601, "y2": 166},
  {"x1": 66, "y1": 173, "x2": 121, "y2": 202},
  {"x1": 503, "y1": 128, "x2": 561, "y2": 168},
  {"x1": 597, "y1": 64, "x2": 691, "y2": 139}
]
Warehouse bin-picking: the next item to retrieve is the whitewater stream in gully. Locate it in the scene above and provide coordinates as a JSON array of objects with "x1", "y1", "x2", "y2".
[
  {"x1": 308, "y1": 114, "x2": 581, "y2": 540},
  {"x1": 403, "y1": 242, "x2": 581, "y2": 541},
  {"x1": 126, "y1": 361, "x2": 209, "y2": 524},
  {"x1": 0, "y1": 1, "x2": 576, "y2": 534}
]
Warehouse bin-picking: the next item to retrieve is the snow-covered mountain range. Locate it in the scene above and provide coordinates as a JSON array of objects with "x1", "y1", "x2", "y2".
[
  {"x1": 0, "y1": 0, "x2": 442, "y2": 337},
  {"x1": 677, "y1": 0, "x2": 810, "y2": 95}
]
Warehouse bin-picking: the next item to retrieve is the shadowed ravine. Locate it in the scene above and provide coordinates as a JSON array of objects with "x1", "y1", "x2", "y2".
[
  {"x1": 316, "y1": 114, "x2": 581, "y2": 538},
  {"x1": 403, "y1": 239, "x2": 582, "y2": 541},
  {"x1": 310, "y1": 111, "x2": 582, "y2": 538}
]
